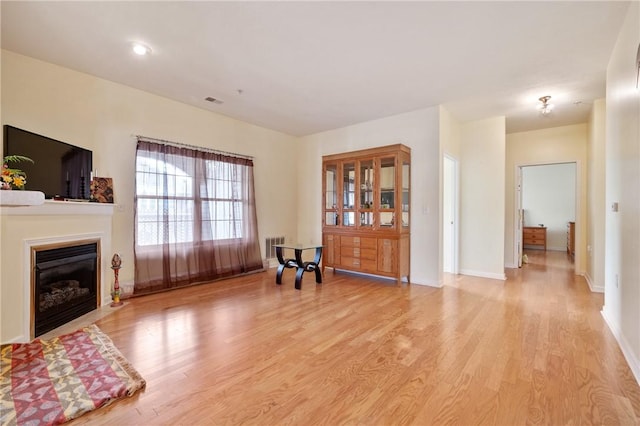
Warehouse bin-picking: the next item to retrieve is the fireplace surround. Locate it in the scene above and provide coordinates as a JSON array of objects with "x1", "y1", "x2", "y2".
[{"x1": 1, "y1": 200, "x2": 114, "y2": 343}]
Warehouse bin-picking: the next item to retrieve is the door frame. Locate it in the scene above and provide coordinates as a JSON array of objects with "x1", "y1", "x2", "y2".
[
  {"x1": 515, "y1": 160, "x2": 581, "y2": 272},
  {"x1": 443, "y1": 154, "x2": 459, "y2": 274},
  {"x1": 516, "y1": 166, "x2": 523, "y2": 267}
]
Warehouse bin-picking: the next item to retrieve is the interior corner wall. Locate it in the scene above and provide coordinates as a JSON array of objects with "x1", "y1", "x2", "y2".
[
  {"x1": 439, "y1": 106, "x2": 462, "y2": 159},
  {"x1": 298, "y1": 107, "x2": 441, "y2": 287},
  {"x1": 0, "y1": 50, "x2": 299, "y2": 284},
  {"x1": 602, "y1": 1, "x2": 640, "y2": 384},
  {"x1": 459, "y1": 116, "x2": 506, "y2": 280},
  {"x1": 505, "y1": 124, "x2": 588, "y2": 272},
  {"x1": 439, "y1": 106, "x2": 462, "y2": 275},
  {"x1": 587, "y1": 99, "x2": 606, "y2": 292}
]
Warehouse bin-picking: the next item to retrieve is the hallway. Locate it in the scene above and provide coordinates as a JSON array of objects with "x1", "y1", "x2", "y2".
[{"x1": 441, "y1": 249, "x2": 639, "y2": 424}]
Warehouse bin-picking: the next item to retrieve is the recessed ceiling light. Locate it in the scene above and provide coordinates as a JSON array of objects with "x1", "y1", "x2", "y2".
[{"x1": 132, "y1": 43, "x2": 152, "y2": 56}]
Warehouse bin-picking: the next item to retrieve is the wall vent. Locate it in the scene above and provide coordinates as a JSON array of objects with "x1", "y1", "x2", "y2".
[{"x1": 265, "y1": 236, "x2": 285, "y2": 259}]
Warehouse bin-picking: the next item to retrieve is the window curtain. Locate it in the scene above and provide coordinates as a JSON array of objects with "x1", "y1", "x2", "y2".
[{"x1": 134, "y1": 140, "x2": 263, "y2": 295}]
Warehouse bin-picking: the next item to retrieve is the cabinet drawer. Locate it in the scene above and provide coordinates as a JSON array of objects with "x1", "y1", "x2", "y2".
[
  {"x1": 340, "y1": 256, "x2": 377, "y2": 272},
  {"x1": 340, "y1": 256, "x2": 360, "y2": 267},
  {"x1": 341, "y1": 247, "x2": 377, "y2": 259},
  {"x1": 524, "y1": 238, "x2": 545, "y2": 245},
  {"x1": 359, "y1": 248, "x2": 377, "y2": 260},
  {"x1": 341, "y1": 236, "x2": 376, "y2": 249},
  {"x1": 360, "y1": 258, "x2": 378, "y2": 272},
  {"x1": 359, "y1": 237, "x2": 377, "y2": 249},
  {"x1": 523, "y1": 228, "x2": 545, "y2": 236}
]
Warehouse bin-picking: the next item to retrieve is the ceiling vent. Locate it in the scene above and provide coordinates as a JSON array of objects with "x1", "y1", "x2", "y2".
[{"x1": 204, "y1": 97, "x2": 224, "y2": 105}]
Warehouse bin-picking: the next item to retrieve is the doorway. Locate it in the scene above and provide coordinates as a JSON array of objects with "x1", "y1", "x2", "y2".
[
  {"x1": 517, "y1": 162, "x2": 577, "y2": 268},
  {"x1": 443, "y1": 155, "x2": 458, "y2": 274}
]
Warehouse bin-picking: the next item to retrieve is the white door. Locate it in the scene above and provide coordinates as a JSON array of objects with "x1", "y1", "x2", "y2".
[
  {"x1": 443, "y1": 156, "x2": 458, "y2": 273},
  {"x1": 516, "y1": 166, "x2": 523, "y2": 267}
]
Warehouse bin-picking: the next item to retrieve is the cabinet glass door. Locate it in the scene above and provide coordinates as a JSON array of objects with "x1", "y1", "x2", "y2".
[
  {"x1": 378, "y1": 157, "x2": 395, "y2": 228},
  {"x1": 359, "y1": 159, "x2": 374, "y2": 227},
  {"x1": 324, "y1": 163, "x2": 338, "y2": 226},
  {"x1": 402, "y1": 160, "x2": 410, "y2": 228},
  {"x1": 343, "y1": 162, "x2": 356, "y2": 227}
]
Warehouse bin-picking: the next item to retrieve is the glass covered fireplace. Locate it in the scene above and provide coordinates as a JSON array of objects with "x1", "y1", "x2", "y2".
[{"x1": 32, "y1": 240, "x2": 100, "y2": 337}]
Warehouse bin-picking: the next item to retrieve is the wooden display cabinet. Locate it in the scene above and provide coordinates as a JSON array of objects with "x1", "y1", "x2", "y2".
[{"x1": 322, "y1": 144, "x2": 410, "y2": 284}]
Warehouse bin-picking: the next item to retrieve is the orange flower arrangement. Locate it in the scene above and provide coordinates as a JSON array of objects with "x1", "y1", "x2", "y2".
[{"x1": 1, "y1": 155, "x2": 33, "y2": 190}]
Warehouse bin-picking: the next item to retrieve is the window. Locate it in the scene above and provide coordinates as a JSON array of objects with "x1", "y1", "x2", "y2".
[
  {"x1": 133, "y1": 139, "x2": 263, "y2": 295},
  {"x1": 136, "y1": 155, "x2": 194, "y2": 246},
  {"x1": 201, "y1": 160, "x2": 244, "y2": 241},
  {"x1": 135, "y1": 150, "x2": 246, "y2": 246}
]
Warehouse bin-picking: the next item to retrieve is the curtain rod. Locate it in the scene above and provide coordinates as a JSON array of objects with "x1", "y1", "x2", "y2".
[{"x1": 133, "y1": 134, "x2": 254, "y2": 160}]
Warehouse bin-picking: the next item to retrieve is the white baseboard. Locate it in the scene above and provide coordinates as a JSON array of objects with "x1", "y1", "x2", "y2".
[
  {"x1": 504, "y1": 262, "x2": 518, "y2": 269},
  {"x1": 583, "y1": 273, "x2": 604, "y2": 293},
  {"x1": 459, "y1": 269, "x2": 507, "y2": 281},
  {"x1": 601, "y1": 308, "x2": 640, "y2": 386},
  {"x1": 410, "y1": 279, "x2": 443, "y2": 288}
]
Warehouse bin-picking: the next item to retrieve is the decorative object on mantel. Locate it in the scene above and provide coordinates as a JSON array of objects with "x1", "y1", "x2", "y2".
[
  {"x1": 0, "y1": 190, "x2": 45, "y2": 207},
  {"x1": 90, "y1": 177, "x2": 114, "y2": 203},
  {"x1": 111, "y1": 253, "x2": 124, "y2": 307},
  {"x1": 0, "y1": 324, "x2": 146, "y2": 425},
  {"x1": 1, "y1": 155, "x2": 33, "y2": 190}
]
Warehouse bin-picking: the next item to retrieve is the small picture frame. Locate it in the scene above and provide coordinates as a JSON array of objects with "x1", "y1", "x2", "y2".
[{"x1": 90, "y1": 177, "x2": 114, "y2": 203}]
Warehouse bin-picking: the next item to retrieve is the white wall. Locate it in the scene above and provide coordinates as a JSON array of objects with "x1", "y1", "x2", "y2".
[
  {"x1": 443, "y1": 157, "x2": 455, "y2": 272},
  {"x1": 298, "y1": 108, "x2": 442, "y2": 286},
  {"x1": 439, "y1": 106, "x2": 462, "y2": 160},
  {"x1": 1, "y1": 51, "x2": 299, "y2": 338},
  {"x1": 522, "y1": 163, "x2": 576, "y2": 251},
  {"x1": 586, "y1": 99, "x2": 606, "y2": 292},
  {"x1": 602, "y1": 2, "x2": 640, "y2": 384},
  {"x1": 297, "y1": 108, "x2": 507, "y2": 284},
  {"x1": 505, "y1": 124, "x2": 588, "y2": 271},
  {"x1": 459, "y1": 117, "x2": 506, "y2": 280},
  {"x1": 440, "y1": 107, "x2": 462, "y2": 274}
]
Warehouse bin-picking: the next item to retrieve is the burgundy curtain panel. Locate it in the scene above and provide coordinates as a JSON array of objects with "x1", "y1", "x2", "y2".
[{"x1": 134, "y1": 139, "x2": 263, "y2": 295}]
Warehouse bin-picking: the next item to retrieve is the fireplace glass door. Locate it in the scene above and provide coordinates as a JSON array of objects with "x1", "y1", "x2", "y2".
[{"x1": 34, "y1": 242, "x2": 98, "y2": 337}]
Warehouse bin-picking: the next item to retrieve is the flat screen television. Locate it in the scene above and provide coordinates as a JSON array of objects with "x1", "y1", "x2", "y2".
[{"x1": 3, "y1": 125, "x2": 93, "y2": 199}]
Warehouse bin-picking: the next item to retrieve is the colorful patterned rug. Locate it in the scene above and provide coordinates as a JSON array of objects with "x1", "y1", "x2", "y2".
[{"x1": 0, "y1": 324, "x2": 145, "y2": 425}]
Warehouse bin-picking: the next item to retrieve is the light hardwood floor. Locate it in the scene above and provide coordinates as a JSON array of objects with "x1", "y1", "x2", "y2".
[{"x1": 68, "y1": 250, "x2": 640, "y2": 425}]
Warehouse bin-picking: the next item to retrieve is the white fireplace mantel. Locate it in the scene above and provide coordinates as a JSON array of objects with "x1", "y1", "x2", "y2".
[
  {"x1": 1, "y1": 199, "x2": 115, "y2": 216},
  {"x1": 0, "y1": 190, "x2": 45, "y2": 207},
  {"x1": 1, "y1": 200, "x2": 115, "y2": 343}
]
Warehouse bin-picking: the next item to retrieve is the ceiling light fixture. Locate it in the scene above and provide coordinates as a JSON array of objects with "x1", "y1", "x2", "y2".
[
  {"x1": 132, "y1": 43, "x2": 152, "y2": 56},
  {"x1": 537, "y1": 95, "x2": 554, "y2": 115},
  {"x1": 204, "y1": 96, "x2": 224, "y2": 105}
]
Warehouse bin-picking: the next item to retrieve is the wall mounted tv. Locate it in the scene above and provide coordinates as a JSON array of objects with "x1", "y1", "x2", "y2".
[{"x1": 3, "y1": 125, "x2": 93, "y2": 199}]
